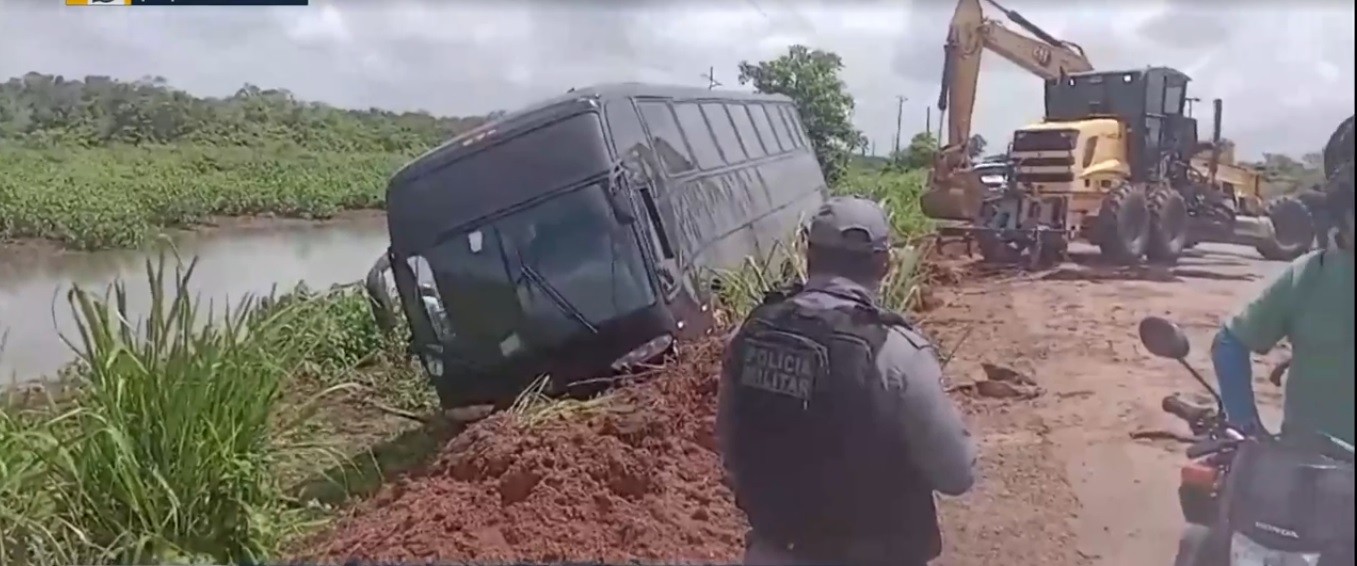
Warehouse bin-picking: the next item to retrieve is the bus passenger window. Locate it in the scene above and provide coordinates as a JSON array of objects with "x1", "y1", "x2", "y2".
[
  {"x1": 748, "y1": 103, "x2": 781, "y2": 154},
  {"x1": 702, "y1": 102, "x2": 747, "y2": 164},
  {"x1": 674, "y1": 102, "x2": 725, "y2": 169},
  {"x1": 756, "y1": 104, "x2": 791, "y2": 153},
  {"x1": 726, "y1": 103, "x2": 767, "y2": 159},
  {"x1": 605, "y1": 100, "x2": 649, "y2": 158},
  {"x1": 638, "y1": 101, "x2": 697, "y2": 175},
  {"x1": 776, "y1": 105, "x2": 804, "y2": 149}
]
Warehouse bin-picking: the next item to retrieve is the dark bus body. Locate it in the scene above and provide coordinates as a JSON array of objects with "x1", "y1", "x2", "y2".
[{"x1": 370, "y1": 83, "x2": 827, "y2": 409}]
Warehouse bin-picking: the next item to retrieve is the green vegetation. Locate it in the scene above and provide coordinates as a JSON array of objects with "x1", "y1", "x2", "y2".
[
  {"x1": 0, "y1": 73, "x2": 488, "y2": 250},
  {"x1": 0, "y1": 146, "x2": 403, "y2": 249},
  {"x1": 715, "y1": 165, "x2": 933, "y2": 320},
  {"x1": 0, "y1": 255, "x2": 425, "y2": 566},
  {"x1": 739, "y1": 45, "x2": 864, "y2": 185}
]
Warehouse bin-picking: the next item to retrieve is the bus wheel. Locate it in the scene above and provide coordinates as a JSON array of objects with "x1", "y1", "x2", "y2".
[
  {"x1": 1147, "y1": 186, "x2": 1189, "y2": 265},
  {"x1": 1095, "y1": 182, "x2": 1152, "y2": 265}
]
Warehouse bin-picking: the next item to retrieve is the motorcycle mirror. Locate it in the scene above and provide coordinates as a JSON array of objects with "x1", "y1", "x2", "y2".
[{"x1": 1138, "y1": 316, "x2": 1191, "y2": 360}]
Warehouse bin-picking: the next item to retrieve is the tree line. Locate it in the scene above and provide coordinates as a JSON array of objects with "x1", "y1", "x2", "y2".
[{"x1": 0, "y1": 72, "x2": 490, "y2": 153}]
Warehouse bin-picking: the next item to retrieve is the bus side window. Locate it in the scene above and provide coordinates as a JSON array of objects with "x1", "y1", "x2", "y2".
[
  {"x1": 637, "y1": 101, "x2": 698, "y2": 176},
  {"x1": 749, "y1": 104, "x2": 784, "y2": 154},
  {"x1": 726, "y1": 103, "x2": 767, "y2": 159},
  {"x1": 609, "y1": 101, "x2": 678, "y2": 266},
  {"x1": 674, "y1": 102, "x2": 725, "y2": 170},
  {"x1": 605, "y1": 99, "x2": 649, "y2": 159},
  {"x1": 762, "y1": 103, "x2": 793, "y2": 152},
  {"x1": 701, "y1": 102, "x2": 747, "y2": 164},
  {"x1": 781, "y1": 105, "x2": 807, "y2": 149}
]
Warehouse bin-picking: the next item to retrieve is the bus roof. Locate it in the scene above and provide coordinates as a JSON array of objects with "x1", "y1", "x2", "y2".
[{"x1": 388, "y1": 82, "x2": 794, "y2": 189}]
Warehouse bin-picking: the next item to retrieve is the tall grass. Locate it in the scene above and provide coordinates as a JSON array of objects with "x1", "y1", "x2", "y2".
[
  {"x1": 715, "y1": 168, "x2": 935, "y2": 320},
  {"x1": 0, "y1": 254, "x2": 353, "y2": 565}
]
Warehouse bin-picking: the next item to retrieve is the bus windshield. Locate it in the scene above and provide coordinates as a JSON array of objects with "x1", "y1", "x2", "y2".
[{"x1": 421, "y1": 183, "x2": 655, "y2": 367}]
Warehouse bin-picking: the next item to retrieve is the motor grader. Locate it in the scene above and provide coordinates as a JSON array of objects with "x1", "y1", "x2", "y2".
[{"x1": 923, "y1": 0, "x2": 1317, "y2": 266}]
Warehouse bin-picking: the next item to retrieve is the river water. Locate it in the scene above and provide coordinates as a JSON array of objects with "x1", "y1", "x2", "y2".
[{"x1": 0, "y1": 218, "x2": 390, "y2": 386}]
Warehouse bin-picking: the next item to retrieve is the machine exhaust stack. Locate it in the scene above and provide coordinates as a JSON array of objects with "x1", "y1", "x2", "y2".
[{"x1": 1209, "y1": 98, "x2": 1223, "y2": 183}]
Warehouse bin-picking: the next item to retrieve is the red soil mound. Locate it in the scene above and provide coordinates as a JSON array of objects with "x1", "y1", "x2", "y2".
[{"x1": 299, "y1": 338, "x2": 747, "y2": 564}]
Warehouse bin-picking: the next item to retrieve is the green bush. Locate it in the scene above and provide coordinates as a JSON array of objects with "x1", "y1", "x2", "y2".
[{"x1": 832, "y1": 166, "x2": 932, "y2": 240}]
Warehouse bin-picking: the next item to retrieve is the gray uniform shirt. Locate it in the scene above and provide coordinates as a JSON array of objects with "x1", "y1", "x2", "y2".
[{"x1": 717, "y1": 274, "x2": 977, "y2": 496}]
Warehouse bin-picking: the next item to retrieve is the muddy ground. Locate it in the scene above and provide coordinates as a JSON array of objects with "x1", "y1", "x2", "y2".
[
  {"x1": 303, "y1": 242, "x2": 1291, "y2": 565},
  {"x1": 925, "y1": 242, "x2": 1288, "y2": 566}
]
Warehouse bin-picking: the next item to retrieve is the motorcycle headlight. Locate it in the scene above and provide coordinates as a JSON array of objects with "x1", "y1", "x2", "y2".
[{"x1": 1230, "y1": 532, "x2": 1321, "y2": 566}]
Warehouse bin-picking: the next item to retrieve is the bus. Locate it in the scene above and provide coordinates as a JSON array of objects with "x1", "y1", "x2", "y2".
[{"x1": 365, "y1": 83, "x2": 828, "y2": 409}]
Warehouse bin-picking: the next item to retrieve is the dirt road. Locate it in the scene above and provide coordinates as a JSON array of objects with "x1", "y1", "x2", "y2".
[{"x1": 927, "y1": 243, "x2": 1291, "y2": 566}]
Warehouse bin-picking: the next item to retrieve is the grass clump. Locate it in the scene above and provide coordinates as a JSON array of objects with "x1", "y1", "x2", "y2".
[
  {"x1": 715, "y1": 168, "x2": 936, "y2": 320},
  {"x1": 0, "y1": 254, "x2": 359, "y2": 565},
  {"x1": 507, "y1": 375, "x2": 615, "y2": 429},
  {"x1": 0, "y1": 145, "x2": 405, "y2": 250}
]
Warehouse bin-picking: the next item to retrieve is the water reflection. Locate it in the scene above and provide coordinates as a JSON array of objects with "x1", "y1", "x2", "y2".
[{"x1": 0, "y1": 219, "x2": 389, "y2": 385}]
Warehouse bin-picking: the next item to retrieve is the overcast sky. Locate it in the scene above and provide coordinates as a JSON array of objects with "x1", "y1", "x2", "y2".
[{"x1": 2, "y1": 0, "x2": 1352, "y2": 160}]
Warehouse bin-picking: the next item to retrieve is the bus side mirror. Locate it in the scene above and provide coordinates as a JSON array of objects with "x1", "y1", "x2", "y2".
[{"x1": 603, "y1": 169, "x2": 636, "y2": 225}]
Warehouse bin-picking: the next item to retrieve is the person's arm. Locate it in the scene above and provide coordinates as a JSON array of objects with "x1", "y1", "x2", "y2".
[
  {"x1": 1211, "y1": 327, "x2": 1261, "y2": 432},
  {"x1": 881, "y1": 330, "x2": 977, "y2": 496},
  {"x1": 1213, "y1": 253, "x2": 1308, "y2": 430},
  {"x1": 715, "y1": 326, "x2": 746, "y2": 478}
]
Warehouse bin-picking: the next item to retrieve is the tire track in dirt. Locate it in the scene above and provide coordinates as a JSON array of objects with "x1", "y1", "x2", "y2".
[{"x1": 924, "y1": 244, "x2": 1289, "y2": 566}]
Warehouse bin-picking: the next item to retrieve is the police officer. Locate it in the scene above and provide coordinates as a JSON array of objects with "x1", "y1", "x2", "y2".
[{"x1": 717, "y1": 196, "x2": 978, "y2": 566}]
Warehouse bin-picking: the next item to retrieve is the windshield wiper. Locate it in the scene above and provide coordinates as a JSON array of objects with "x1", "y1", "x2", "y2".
[{"x1": 519, "y1": 263, "x2": 599, "y2": 335}]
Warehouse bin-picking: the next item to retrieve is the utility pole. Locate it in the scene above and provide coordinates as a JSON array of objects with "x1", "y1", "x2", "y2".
[
  {"x1": 893, "y1": 95, "x2": 907, "y2": 156},
  {"x1": 936, "y1": 107, "x2": 946, "y2": 148},
  {"x1": 701, "y1": 66, "x2": 722, "y2": 90},
  {"x1": 925, "y1": 106, "x2": 932, "y2": 138}
]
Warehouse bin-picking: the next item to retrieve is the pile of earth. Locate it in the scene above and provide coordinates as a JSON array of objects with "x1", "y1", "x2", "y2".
[{"x1": 297, "y1": 337, "x2": 748, "y2": 564}]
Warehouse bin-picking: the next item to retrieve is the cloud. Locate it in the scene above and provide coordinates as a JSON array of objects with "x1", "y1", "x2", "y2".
[{"x1": 0, "y1": 0, "x2": 1351, "y2": 159}]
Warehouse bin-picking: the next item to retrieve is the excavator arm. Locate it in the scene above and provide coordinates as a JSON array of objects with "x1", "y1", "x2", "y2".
[{"x1": 922, "y1": 0, "x2": 1094, "y2": 221}]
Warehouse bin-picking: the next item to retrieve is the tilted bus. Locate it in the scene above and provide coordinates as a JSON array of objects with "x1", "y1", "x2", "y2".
[{"x1": 366, "y1": 83, "x2": 828, "y2": 409}]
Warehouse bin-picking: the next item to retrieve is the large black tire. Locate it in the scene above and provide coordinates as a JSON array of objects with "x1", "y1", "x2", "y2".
[
  {"x1": 1323, "y1": 115, "x2": 1354, "y2": 180},
  {"x1": 1295, "y1": 189, "x2": 1334, "y2": 248},
  {"x1": 1095, "y1": 182, "x2": 1152, "y2": 264},
  {"x1": 1255, "y1": 195, "x2": 1316, "y2": 261},
  {"x1": 1147, "y1": 187, "x2": 1190, "y2": 264}
]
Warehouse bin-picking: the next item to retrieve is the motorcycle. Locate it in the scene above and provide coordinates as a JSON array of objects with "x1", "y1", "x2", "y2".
[{"x1": 1136, "y1": 317, "x2": 1355, "y2": 566}]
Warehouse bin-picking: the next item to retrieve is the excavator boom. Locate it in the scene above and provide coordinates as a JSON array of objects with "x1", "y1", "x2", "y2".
[{"x1": 924, "y1": 0, "x2": 1094, "y2": 221}]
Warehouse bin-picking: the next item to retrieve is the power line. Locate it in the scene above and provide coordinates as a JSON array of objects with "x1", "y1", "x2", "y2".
[{"x1": 742, "y1": 0, "x2": 769, "y2": 19}]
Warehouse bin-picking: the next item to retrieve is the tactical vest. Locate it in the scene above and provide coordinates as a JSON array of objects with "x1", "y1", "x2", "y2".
[{"x1": 724, "y1": 283, "x2": 942, "y2": 562}]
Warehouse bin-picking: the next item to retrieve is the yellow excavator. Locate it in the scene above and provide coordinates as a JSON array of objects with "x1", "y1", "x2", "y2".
[
  {"x1": 922, "y1": 0, "x2": 1317, "y2": 265},
  {"x1": 923, "y1": 0, "x2": 1092, "y2": 223}
]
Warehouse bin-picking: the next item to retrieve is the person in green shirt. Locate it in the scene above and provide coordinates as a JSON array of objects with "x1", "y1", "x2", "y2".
[{"x1": 1210, "y1": 115, "x2": 1355, "y2": 448}]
